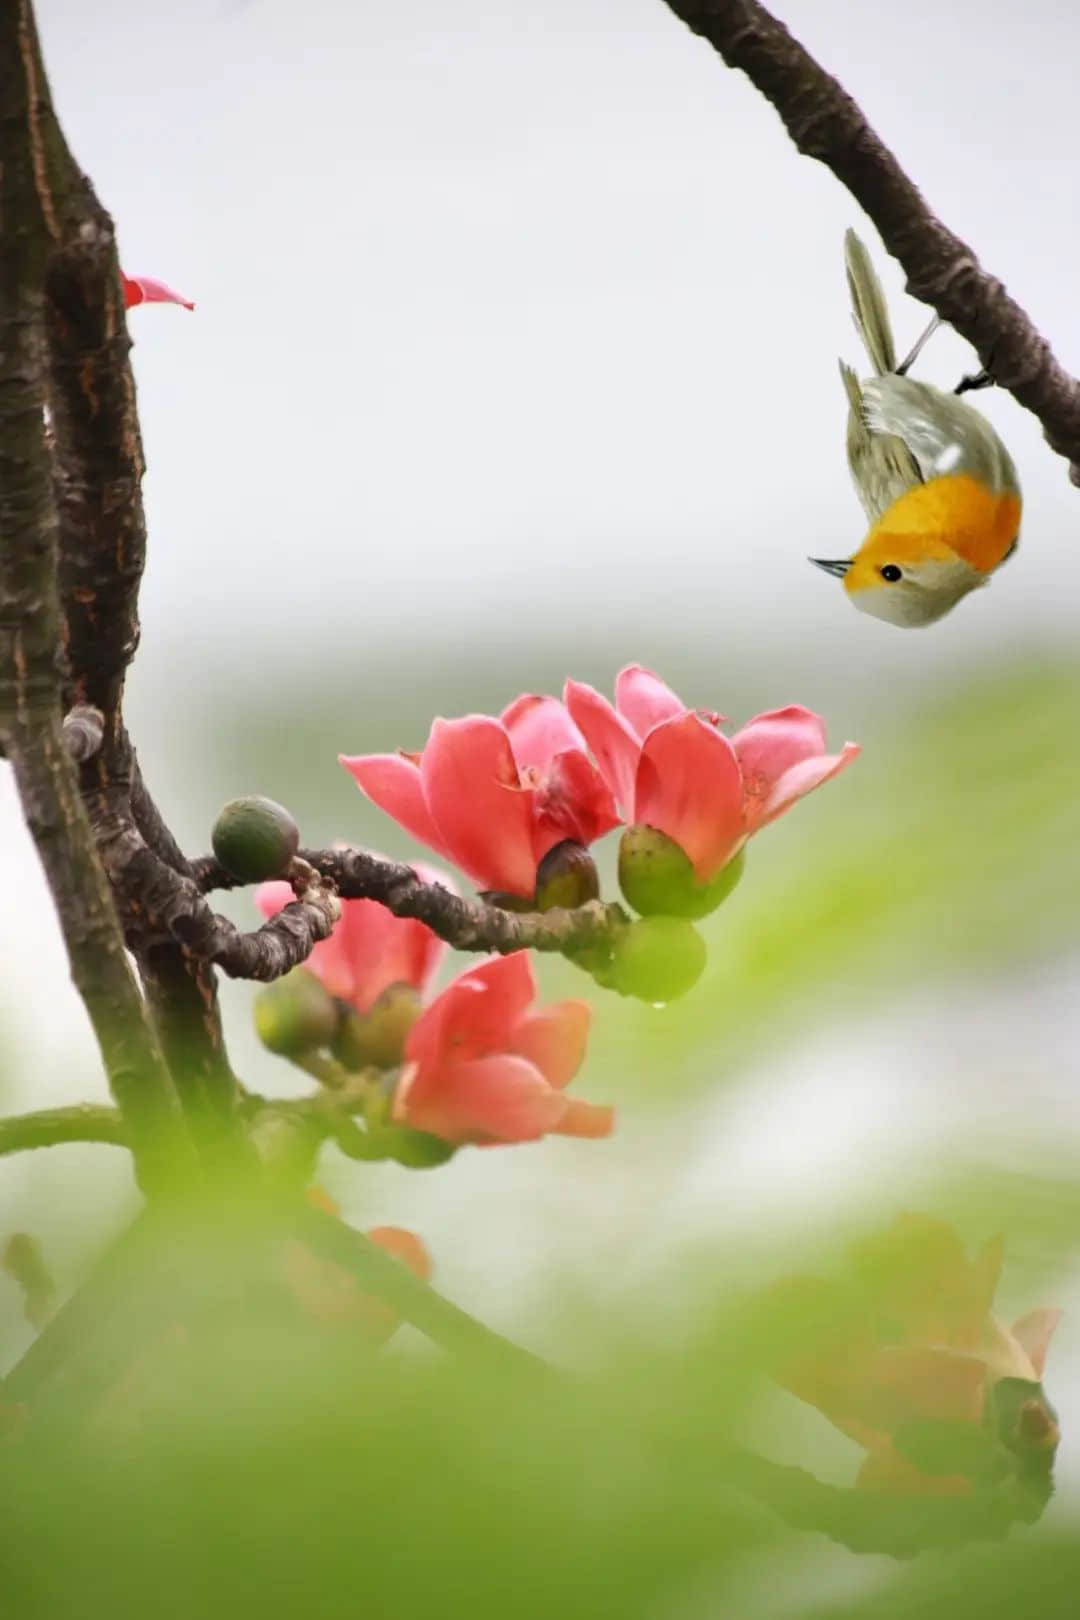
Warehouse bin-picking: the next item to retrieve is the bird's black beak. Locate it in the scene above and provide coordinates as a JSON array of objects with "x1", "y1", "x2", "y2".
[{"x1": 808, "y1": 557, "x2": 851, "y2": 579}]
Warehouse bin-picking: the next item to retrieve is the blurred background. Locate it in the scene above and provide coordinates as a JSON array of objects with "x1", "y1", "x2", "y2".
[{"x1": 2, "y1": 1, "x2": 1079, "y2": 1613}]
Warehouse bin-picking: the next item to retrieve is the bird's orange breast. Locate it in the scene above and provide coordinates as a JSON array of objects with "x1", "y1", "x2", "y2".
[{"x1": 868, "y1": 474, "x2": 1021, "y2": 575}]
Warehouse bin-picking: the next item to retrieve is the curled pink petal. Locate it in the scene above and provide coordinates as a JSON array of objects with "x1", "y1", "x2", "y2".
[
  {"x1": 1010, "y1": 1309, "x2": 1063, "y2": 1380},
  {"x1": 340, "y1": 752, "x2": 447, "y2": 861},
  {"x1": 395, "y1": 1053, "x2": 569, "y2": 1143},
  {"x1": 564, "y1": 679, "x2": 641, "y2": 817},
  {"x1": 500, "y1": 694, "x2": 587, "y2": 773},
  {"x1": 121, "y1": 273, "x2": 195, "y2": 311},
  {"x1": 421, "y1": 716, "x2": 538, "y2": 896},
  {"x1": 732, "y1": 706, "x2": 828, "y2": 803},
  {"x1": 634, "y1": 711, "x2": 744, "y2": 882},
  {"x1": 509, "y1": 1000, "x2": 591, "y2": 1091},
  {"x1": 614, "y1": 664, "x2": 688, "y2": 739},
  {"x1": 756, "y1": 743, "x2": 861, "y2": 829},
  {"x1": 405, "y1": 953, "x2": 536, "y2": 1070}
]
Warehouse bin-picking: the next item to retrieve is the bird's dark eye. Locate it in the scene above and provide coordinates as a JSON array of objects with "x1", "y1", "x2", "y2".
[{"x1": 880, "y1": 564, "x2": 903, "y2": 582}]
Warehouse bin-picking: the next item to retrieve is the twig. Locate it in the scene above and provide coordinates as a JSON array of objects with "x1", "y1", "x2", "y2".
[
  {"x1": 291, "y1": 1202, "x2": 547, "y2": 1374},
  {"x1": 0, "y1": 0, "x2": 193, "y2": 1196},
  {"x1": 660, "y1": 0, "x2": 1080, "y2": 482},
  {"x1": 724, "y1": 1446, "x2": 1045, "y2": 1556},
  {"x1": 196, "y1": 846, "x2": 630, "y2": 959},
  {"x1": 0, "y1": 1103, "x2": 127, "y2": 1158}
]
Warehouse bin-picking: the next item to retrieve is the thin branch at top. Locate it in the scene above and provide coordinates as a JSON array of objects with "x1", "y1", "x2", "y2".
[{"x1": 660, "y1": 0, "x2": 1080, "y2": 483}]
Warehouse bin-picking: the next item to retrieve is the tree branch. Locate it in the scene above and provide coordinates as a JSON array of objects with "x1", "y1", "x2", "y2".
[
  {"x1": 196, "y1": 847, "x2": 629, "y2": 961},
  {"x1": 0, "y1": 0, "x2": 193, "y2": 1197},
  {"x1": 34, "y1": 26, "x2": 243, "y2": 1136},
  {"x1": 660, "y1": 0, "x2": 1080, "y2": 482},
  {"x1": 724, "y1": 1446, "x2": 1045, "y2": 1556},
  {"x1": 0, "y1": 1104, "x2": 127, "y2": 1159}
]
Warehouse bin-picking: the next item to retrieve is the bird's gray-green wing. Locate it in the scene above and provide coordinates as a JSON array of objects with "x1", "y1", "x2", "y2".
[
  {"x1": 860, "y1": 374, "x2": 1020, "y2": 497},
  {"x1": 840, "y1": 361, "x2": 923, "y2": 523}
]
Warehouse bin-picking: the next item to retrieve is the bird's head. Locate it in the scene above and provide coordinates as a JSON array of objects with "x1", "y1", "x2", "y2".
[{"x1": 809, "y1": 534, "x2": 987, "y2": 628}]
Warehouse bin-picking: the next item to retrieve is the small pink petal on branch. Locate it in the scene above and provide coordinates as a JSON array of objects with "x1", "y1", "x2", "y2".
[{"x1": 121, "y1": 273, "x2": 195, "y2": 311}]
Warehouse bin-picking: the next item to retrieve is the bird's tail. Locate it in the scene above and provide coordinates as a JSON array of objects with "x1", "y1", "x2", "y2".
[{"x1": 843, "y1": 228, "x2": 896, "y2": 376}]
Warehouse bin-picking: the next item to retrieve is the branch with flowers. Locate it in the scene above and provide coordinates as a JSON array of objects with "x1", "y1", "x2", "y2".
[{"x1": 0, "y1": 0, "x2": 1066, "y2": 1571}]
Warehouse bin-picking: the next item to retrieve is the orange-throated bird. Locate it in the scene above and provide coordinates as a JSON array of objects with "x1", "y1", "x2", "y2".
[{"x1": 811, "y1": 230, "x2": 1021, "y2": 627}]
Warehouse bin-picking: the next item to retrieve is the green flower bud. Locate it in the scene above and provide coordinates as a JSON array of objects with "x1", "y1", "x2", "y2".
[
  {"x1": 212, "y1": 794, "x2": 300, "y2": 883},
  {"x1": 254, "y1": 968, "x2": 340, "y2": 1056},
  {"x1": 534, "y1": 839, "x2": 600, "y2": 911},
  {"x1": 248, "y1": 1109, "x2": 321, "y2": 1186},
  {"x1": 618, "y1": 826, "x2": 745, "y2": 919},
  {"x1": 373, "y1": 1125, "x2": 457, "y2": 1169},
  {"x1": 332, "y1": 984, "x2": 423, "y2": 1072},
  {"x1": 609, "y1": 916, "x2": 706, "y2": 1004}
]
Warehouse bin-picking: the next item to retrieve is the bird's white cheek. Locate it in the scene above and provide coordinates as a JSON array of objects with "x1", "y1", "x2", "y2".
[{"x1": 847, "y1": 587, "x2": 948, "y2": 628}]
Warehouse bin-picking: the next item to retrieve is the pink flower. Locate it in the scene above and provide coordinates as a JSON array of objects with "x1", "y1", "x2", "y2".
[
  {"x1": 121, "y1": 273, "x2": 195, "y2": 311},
  {"x1": 394, "y1": 953, "x2": 612, "y2": 1146},
  {"x1": 256, "y1": 858, "x2": 449, "y2": 1015},
  {"x1": 340, "y1": 695, "x2": 619, "y2": 899},
  {"x1": 565, "y1": 664, "x2": 859, "y2": 883}
]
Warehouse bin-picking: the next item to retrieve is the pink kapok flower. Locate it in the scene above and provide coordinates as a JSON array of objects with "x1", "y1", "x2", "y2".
[
  {"x1": 761, "y1": 1214, "x2": 1061, "y2": 1497},
  {"x1": 340, "y1": 695, "x2": 618, "y2": 899},
  {"x1": 564, "y1": 664, "x2": 858, "y2": 883},
  {"x1": 284, "y1": 1188, "x2": 432, "y2": 1338},
  {"x1": 256, "y1": 858, "x2": 449, "y2": 1016},
  {"x1": 393, "y1": 952, "x2": 612, "y2": 1146},
  {"x1": 121, "y1": 273, "x2": 195, "y2": 311}
]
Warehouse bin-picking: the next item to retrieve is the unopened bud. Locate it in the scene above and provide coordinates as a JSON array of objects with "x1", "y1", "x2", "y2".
[
  {"x1": 534, "y1": 840, "x2": 600, "y2": 912},
  {"x1": 254, "y1": 968, "x2": 340, "y2": 1056},
  {"x1": 609, "y1": 915, "x2": 706, "y2": 1004},
  {"x1": 618, "y1": 826, "x2": 745, "y2": 919},
  {"x1": 375, "y1": 1124, "x2": 457, "y2": 1169},
  {"x1": 212, "y1": 795, "x2": 300, "y2": 883},
  {"x1": 333, "y1": 984, "x2": 423, "y2": 1071}
]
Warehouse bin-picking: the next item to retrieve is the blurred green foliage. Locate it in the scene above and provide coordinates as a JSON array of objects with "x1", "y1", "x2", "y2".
[{"x1": 2, "y1": 645, "x2": 1079, "y2": 1617}]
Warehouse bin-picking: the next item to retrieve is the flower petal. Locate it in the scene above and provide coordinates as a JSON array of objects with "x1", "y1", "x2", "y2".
[
  {"x1": 509, "y1": 1000, "x2": 591, "y2": 1090},
  {"x1": 121, "y1": 273, "x2": 195, "y2": 311},
  {"x1": 732, "y1": 705, "x2": 828, "y2": 830},
  {"x1": 396, "y1": 1053, "x2": 568, "y2": 1143},
  {"x1": 367, "y1": 1225, "x2": 432, "y2": 1283},
  {"x1": 858, "y1": 1346, "x2": 988, "y2": 1429},
  {"x1": 501, "y1": 694, "x2": 587, "y2": 773},
  {"x1": 555, "y1": 1099, "x2": 615, "y2": 1138},
  {"x1": 755, "y1": 743, "x2": 861, "y2": 830},
  {"x1": 421, "y1": 717, "x2": 538, "y2": 896},
  {"x1": 614, "y1": 665, "x2": 687, "y2": 739},
  {"x1": 335, "y1": 899, "x2": 438, "y2": 1013},
  {"x1": 340, "y1": 752, "x2": 447, "y2": 858},
  {"x1": 564, "y1": 679, "x2": 642, "y2": 817},
  {"x1": 257, "y1": 879, "x2": 357, "y2": 1000},
  {"x1": 532, "y1": 749, "x2": 621, "y2": 857},
  {"x1": 634, "y1": 711, "x2": 744, "y2": 882},
  {"x1": 405, "y1": 953, "x2": 536, "y2": 1070},
  {"x1": 1009, "y1": 1309, "x2": 1062, "y2": 1381}
]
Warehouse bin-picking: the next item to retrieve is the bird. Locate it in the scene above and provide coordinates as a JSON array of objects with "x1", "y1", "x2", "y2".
[{"x1": 810, "y1": 229, "x2": 1021, "y2": 627}]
